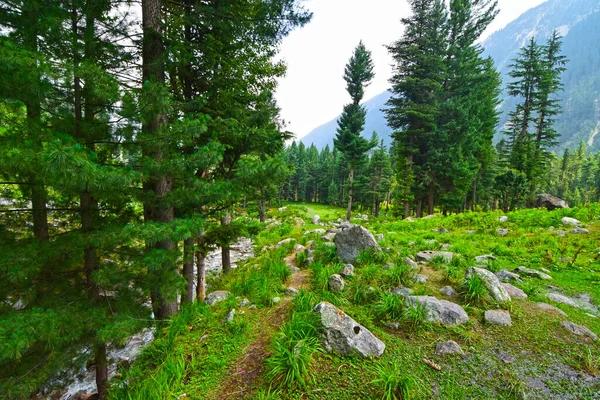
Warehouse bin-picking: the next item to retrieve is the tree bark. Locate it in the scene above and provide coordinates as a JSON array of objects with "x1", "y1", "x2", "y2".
[
  {"x1": 416, "y1": 199, "x2": 423, "y2": 218},
  {"x1": 221, "y1": 211, "x2": 232, "y2": 274},
  {"x1": 346, "y1": 167, "x2": 354, "y2": 221},
  {"x1": 182, "y1": 237, "x2": 195, "y2": 304},
  {"x1": 258, "y1": 199, "x2": 266, "y2": 222},
  {"x1": 196, "y1": 234, "x2": 206, "y2": 302},
  {"x1": 427, "y1": 182, "x2": 434, "y2": 215},
  {"x1": 94, "y1": 342, "x2": 108, "y2": 399}
]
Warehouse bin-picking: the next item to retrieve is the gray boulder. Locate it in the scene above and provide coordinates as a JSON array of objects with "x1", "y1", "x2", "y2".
[
  {"x1": 475, "y1": 254, "x2": 497, "y2": 265},
  {"x1": 561, "y1": 217, "x2": 580, "y2": 226},
  {"x1": 496, "y1": 228, "x2": 509, "y2": 236},
  {"x1": 375, "y1": 233, "x2": 385, "y2": 242},
  {"x1": 556, "y1": 230, "x2": 566, "y2": 237},
  {"x1": 393, "y1": 286, "x2": 414, "y2": 297},
  {"x1": 502, "y1": 283, "x2": 527, "y2": 299},
  {"x1": 239, "y1": 298, "x2": 251, "y2": 308},
  {"x1": 416, "y1": 251, "x2": 453, "y2": 263},
  {"x1": 498, "y1": 216, "x2": 508, "y2": 223},
  {"x1": 321, "y1": 232, "x2": 337, "y2": 241},
  {"x1": 328, "y1": 274, "x2": 345, "y2": 293},
  {"x1": 285, "y1": 287, "x2": 299, "y2": 296},
  {"x1": 304, "y1": 228, "x2": 326, "y2": 236},
  {"x1": 340, "y1": 264, "x2": 355, "y2": 277},
  {"x1": 484, "y1": 310, "x2": 512, "y2": 326},
  {"x1": 547, "y1": 293, "x2": 578, "y2": 308},
  {"x1": 312, "y1": 215, "x2": 321, "y2": 225},
  {"x1": 415, "y1": 274, "x2": 428, "y2": 283},
  {"x1": 536, "y1": 302, "x2": 567, "y2": 317},
  {"x1": 515, "y1": 266, "x2": 552, "y2": 280},
  {"x1": 275, "y1": 238, "x2": 295, "y2": 248},
  {"x1": 334, "y1": 225, "x2": 381, "y2": 263},
  {"x1": 405, "y1": 296, "x2": 469, "y2": 326},
  {"x1": 561, "y1": 321, "x2": 598, "y2": 340},
  {"x1": 404, "y1": 257, "x2": 419, "y2": 269},
  {"x1": 440, "y1": 286, "x2": 457, "y2": 298},
  {"x1": 536, "y1": 194, "x2": 569, "y2": 210},
  {"x1": 496, "y1": 270, "x2": 522, "y2": 283},
  {"x1": 205, "y1": 290, "x2": 231, "y2": 306},
  {"x1": 570, "y1": 227, "x2": 589, "y2": 234},
  {"x1": 313, "y1": 302, "x2": 385, "y2": 357},
  {"x1": 435, "y1": 341, "x2": 464, "y2": 356},
  {"x1": 466, "y1": 267, "x2": 511, "y2": 304},
  {"x1": 223, "y1": 309, "x2": 235, "y2": 323},
  {"x1": 294, "y1": 244, "x2": 306, "y2": 252}
]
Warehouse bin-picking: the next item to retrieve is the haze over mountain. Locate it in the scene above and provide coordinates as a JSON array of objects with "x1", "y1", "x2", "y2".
[{"x1": 300, "y1": 0, "x2": 600, "y2": 152}]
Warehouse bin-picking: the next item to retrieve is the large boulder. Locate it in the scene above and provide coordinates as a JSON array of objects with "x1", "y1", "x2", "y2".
[
  {"x1": 561, "y1": 217, "x2": 580, "y2": 226},
  {"x1": 503, "y1": 283, "x2": 527, "y2": 299},
  {"x1": 536, "y1": 194, "x2": 569, "y2": 210},
  {"x1": 205, "y1": 290, "x2": 231, "y2": 306},
  {"x1": 313, "y1": 302, "x2": 385, "y2": 357},
  {"x1": 466, "y1": 267, "x2": 511, "y2": 304},
  {"x1": 416, "y1": 251, "x2": 453, "y2": 263},
  {"x1": 312, "y1": 215, "x2": 321, "y2": 224},
  {"x1": 484, "y1": 310, "x2": 512, "y2": 326},
  {"x1": 405, "y1": 296, "x2": 469, "y2": 326},
  {"x1": 515, "y1": 266, "x2": 552, "y2": 280},
  {"x1": 496, "y1": 270, "x2": 522, "y2": 283},
  {"x1": 334, "y1": 225, "x2": 381, "y2": 263},
  {"x1": 561, "y1": 321, "x2": 598, "y2": 340}
]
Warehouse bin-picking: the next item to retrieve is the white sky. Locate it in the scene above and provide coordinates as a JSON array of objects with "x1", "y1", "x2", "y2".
[{"x1": 275, "y1": 0, "x2": 548, "y2": 140}]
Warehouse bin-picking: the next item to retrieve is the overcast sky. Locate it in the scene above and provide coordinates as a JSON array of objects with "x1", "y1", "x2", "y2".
[{"x1": 275, "y1": 0, "x2": 547, "y2": 140}]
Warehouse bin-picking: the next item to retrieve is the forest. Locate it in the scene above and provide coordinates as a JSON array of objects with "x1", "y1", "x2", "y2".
[{"x1": 1, "y1": 0, "x2": 599, "y2": 399}]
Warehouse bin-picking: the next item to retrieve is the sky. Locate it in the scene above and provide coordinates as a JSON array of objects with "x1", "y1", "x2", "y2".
[{"x1": 275, "y1": 0, "x2": 548, "y2": 140}]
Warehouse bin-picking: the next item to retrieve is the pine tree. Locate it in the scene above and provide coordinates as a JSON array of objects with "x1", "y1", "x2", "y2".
[{"x1": 334, "y1": 41, "x2": 375, "y2": 220}]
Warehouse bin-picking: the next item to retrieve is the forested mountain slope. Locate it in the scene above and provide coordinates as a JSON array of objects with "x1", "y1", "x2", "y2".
[{"x1": 301, "y1": 0, "x2": 600, "y2": 151}]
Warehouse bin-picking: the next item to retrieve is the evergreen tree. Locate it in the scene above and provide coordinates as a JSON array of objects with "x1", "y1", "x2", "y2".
[{"x1": 334, "y1": 41, "x2": 375, "y2": 220}]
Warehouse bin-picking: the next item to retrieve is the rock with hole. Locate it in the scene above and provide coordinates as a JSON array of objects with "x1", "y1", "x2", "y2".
[{"x1": 313, "y1": 302, "x2": 385, "y2": 357}]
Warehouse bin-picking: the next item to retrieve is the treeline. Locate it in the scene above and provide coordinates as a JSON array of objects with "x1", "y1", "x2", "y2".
[
  {"x1": 0, "y1": 0, "x2": 309, "y2": 397},
  {"x1": 284, "y1": 0, "x2": 599, "y2": 216}
]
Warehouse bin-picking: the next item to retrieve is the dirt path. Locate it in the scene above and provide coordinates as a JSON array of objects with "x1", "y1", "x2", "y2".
[{"x1": 214, "y1": 250, "x2": 310, "y2": 400}]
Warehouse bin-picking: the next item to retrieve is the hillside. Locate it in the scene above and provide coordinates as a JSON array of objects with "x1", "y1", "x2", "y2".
[
  {"x1": 104, "y1": 204, "x2": 600, "y2": 399},
  {"x1": 301, "y1": 0, "x2": 600, "y2": 151}
]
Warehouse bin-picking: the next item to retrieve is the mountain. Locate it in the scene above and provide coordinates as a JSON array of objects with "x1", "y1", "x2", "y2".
[
  {"x1": 299, "y1": 90, "x2": 393, "y2": 149},
  {"x1": 301, "y1": 0, "x2": 600, "y2": 152}
]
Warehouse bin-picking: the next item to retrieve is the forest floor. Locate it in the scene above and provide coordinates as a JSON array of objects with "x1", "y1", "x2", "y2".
[{"x1": 112, "y1": 203, "x2": 600, "y2": 400}]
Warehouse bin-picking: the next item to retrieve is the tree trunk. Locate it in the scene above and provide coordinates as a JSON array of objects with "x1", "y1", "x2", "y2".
[
  {"x1": 221, "y1": 211, "x2": 232, "y2": 274},
  {"x1": 346, "y1": 167, "x2": 354, "y2": 221},
  {"x1": 471, "y1": 178, "x2": 477, "y2": 211},
  {"x1": 142, "y1": 0, "x2": 177, "y2": 320},
  {"x1": 403, "y1": 201, "x2": 410, "y2": 219},
  {"x1": 182, "y1": 237, "x2": 195, "y2": 304},
  {"x1": 94, "y1": 342, "x2": 108, "y2": 399},
  {"x1": 427, "y1": 182, "x2": 434, "y2": 215},
  {"x1": 258, "y1": 199, "x2": 266, "y2": 222},
  {"x1": 196, "y1": 232, "x2": 206, "y2": 301},
  {"x1": 416, "y1": 199, "x2": 423, "y2": 218}
]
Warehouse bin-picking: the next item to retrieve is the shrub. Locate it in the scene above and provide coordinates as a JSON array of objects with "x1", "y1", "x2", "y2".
[
  {"x1": 383, "y1": 262, "x2": 416, "y2": 287},
  {"x1": 463, "y1": 273, "x2": 489, "y2": 306},
  {"x1": 374, "y1": 292, "x2": 404, "y2": 321},
  {"x1": 401, "y1": 300, "x2": 429, "y2": 330},
  {"x1": 371, "y1": 361, "x2": 413, "y2": 400}
]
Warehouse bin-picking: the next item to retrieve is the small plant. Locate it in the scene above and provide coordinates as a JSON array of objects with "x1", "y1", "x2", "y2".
[
  {"x1": 265, "y1": 312, "x2": 323, "y2": 389},
  {"x1": 293, "y1": 289, "x2": 317, "y2": 312},
  {"x1": 295, "y1": 250, "x2": 307, "y2": 267},
  {"x1": 579, "y1": 347, "x2": 600, "y2": 376},
  {"x1": 350, "y1": 284, "x2": 378, "y2": 305},
  {"x1": 356, "y1": 248, "x2": 389, "y2": 266},
  {"x1": 254, "y1": 386, "x2": 282, "y2": 400},
  {"x1": 521, "y1": 282, "x2": 543, "y2": 298},
  {"x1": 374, "y1": 292, "x2": 404, "y2": 321},
  {"x1": 384, "y1": 263, "x2": 416, "y2": 287},
  {"x1": 430, "y1": 254, "x2": 448, "y2": 269},
  {"x1": 463, "y1": 273, "x2": 489, "y2": 306},
  {"x1": 371, "y1": 361, "x2": 413, "y2": 400},
  {"x1": 401, "y1": 300, "x2": 429, "y2": 329},
  {"x1": 503, "y1": 369, "x2": 527, "y2": 399}
]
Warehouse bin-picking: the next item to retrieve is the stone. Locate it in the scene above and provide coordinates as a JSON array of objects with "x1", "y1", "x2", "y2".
[
  {"x1": 313, "y1": 302, "x2": 386, "y2": 357},
  {"x1": 322, "y1": 232, "x2": 337, "y2": 241},
  {"x1": 340, "y1": 264, "x2": 355, "y2": 277},
  {"x1": 536, "y1": 193, "x2": 569, "y2": 210},
  {"x1": 288, "y1": 265, "x2": 301, "y2": 273},
  {"x1": 275, "y1": 238, "x2": 295, "y2": 248},
  {"x1": 496, "y1": 228, "x2": 509, "y2": 236},
  {"x1": 560, "y1": 321, "x2": 598, "y2": 340},
  {"x1": 570, "y1": 227, "x2": 589, "y2": 234},
  {"x1": 375, "y1": 233, "x2": 385, "y2": 242},
  {"x1": 328, "y1": 274, "x2": 345, "y2": 293},
  {"x1": 496, "y1": 270, "x2": 522, "y2": 282},
  {"x1": 223, "y1": 309, "x2": 235, "y2": 323},
  {"x1": 435, "y1": 341, "x2": 464, "y2": 356},
  {"x1": 498, "y1": 216, "x2": 508, "y2": 223},
  {"x1": 340, "y1": 220, "x2": 353, "y2": 229},
  {"x1": 536, "y1": 302, "x2": 567, "y2": 317},
  {"x1": 502, "y1": 283, "x2": 527, "y2": 299},
  {"x1": 466, "y1": 230, "x2": 477, "y2": 234},
  {"x1": 515, "y1": 266, "x2": 552, "y2": 280},
  {"x1": 285, "y1": 287, "x2": 299, "y2": 296},
  {"x1": 416, "y1": 251, "x2": 453, "y2": 263},
  {"x1": 384, "y1": 322, "x2": 400, "y2": 330},
  {"x1": 205, "y1": 290, "x2": 231, "y2": 306},
  {"x1": 484, "y1": 310, "x2": 512, "y2": 326},
  {"x1": 439, "y1": 228, "x2": 449, "y2": 234},
  {"x1": 556, "y1": 230, "x2": 566, "y2": 237},
  {"x1": 294, "y1": 244, "x2": 306, "y2": 252},
  {"x1": 404, "y1": 257, "x2": 419, "y2": 269},
  {"x1": 323, "y1": 242, "x2": 336, "y2": 247},
  {"x1": 440, "y1": 286, "x2": 457, "y2": 298},
  {"x1": 475, "y1": 254, "x2": 497, "y2": 265},
  {"x1": 248, "y1": 304, "x2": 257, "y2": 310},
  {"x1": 415, "y1": 274, "x2": 428, "y2": 283},
  {"x1": 239, "y1": 298, "x2": 251, "y2": 308},
  {"x1": 572, "y1": 293, "x2": 599, "y2": 314},
  {"x1": 547, "y1": 293, "x2": 578, "y2": 308},
  {"x1": 422, "y1": 214, "x2": 436, "y2": 219},
  {"x1": 466, "y1": 267, "x2": 511, "y2": 303},
  {"x1": 334, "y1": 225, "x2": 381, "y2": 263},
  {"x1": 405, "y1": 296, "x2": 469, "y2": 326},
  {"x1": 393, "y1": 286, "x2": 414, "y2": 297},
  {"x1": 312, "y1": 215, "x2": 321, "y2": 225},
  {"x1": 561, "y1": 217, "x2": 581, "y2": 226},
  {"x1": 498, "y1": 351, "x2": 515, "y2": 364},
  {"x1": 304, "y1": 228, "x2": 326, "y2": 236},
  {"x1": 272, "y1": 297, "x2": 281, "y2": 304},
  {"x1": 278, "y1": 206, "x2": 287, "y2": 212}
]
